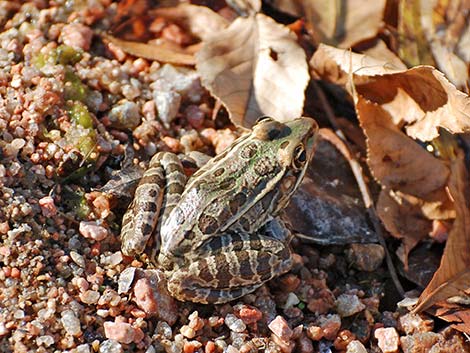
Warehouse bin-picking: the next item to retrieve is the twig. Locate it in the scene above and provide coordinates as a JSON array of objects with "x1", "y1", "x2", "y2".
[{"x1": 312, "y1": 81, "x2": 405, "y2": 297}]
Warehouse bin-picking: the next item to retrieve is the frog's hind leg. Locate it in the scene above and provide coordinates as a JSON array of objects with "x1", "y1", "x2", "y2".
[
  {"x1": 166, "y1": 232, "x2": 293, "y2": 304},
  {"x1": 120, "y1": 152, "x2": 185, "y2": 257}
]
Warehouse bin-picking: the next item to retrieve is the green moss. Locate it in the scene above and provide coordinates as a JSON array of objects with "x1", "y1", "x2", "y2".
[
  {"x1": 56, "y1": 45, "x2": 82, "y2": 65},
  {"x1": 64, "y1": 69, "x2": 89, "y2": 102},
  {"x1": 67, "y1": 101, "x2": 93, "y2": 129}
]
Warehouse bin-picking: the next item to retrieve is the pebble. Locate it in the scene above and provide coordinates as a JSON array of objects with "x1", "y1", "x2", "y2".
[
  {"x1": 346, "y1": 340, "x2": 368, "y2": 353},
  {"x1": 180, "y1": 325, "x2": 196, "y2": 339},
  {"x1": 38, "y1": 196, "x2": 57, "y2": 217},
  {"x1": 133, "y1": 269, "x2": 178, "y2": 325},
  {"x1": 36, "y1": 335, "x2": 54, "y2": 347},
  {"x1": 70, "y1": 251, "x2": 86, "y2": 268},
  {"x1": 346, "y1": 244, "x2": 385, "y2": 271},
  {"x1": 317, "y1": 314, "x2": 341, "y2": 341},
  {"x1": 400, "y1": 332, "x2": 440, "y2": 353},
  {"x1": 398, "y1": 313, "x2": 434, "y2": 334},
  {"x1": 284, "y1": 293, "x2": 300, "y2": 309},
  {"x1": 268, "y1": 316, "x2": 293, "y2": 341},
  {"x1": 374, "y1": 327, "x2": 399, "y2": 353},
  {"x1": 225, "y1": 313, "x2": 247, "y2": 333},
  {"x1": 60, "y1": 23, "x2": 93, "y2": 51},
  {"x1": 118, "y1": 267, "x2": 136, "y2": 294},
  {"x1": 99, "y1": 339, "x2": 124, "y2": 353},
  {"x1": 107, "y1": 100, "x2": 141, "y2": 130},
  {"x1": 103, "y1": 321, "x2": 144, "y2": 344},
  {"x1": 79, "y1": 221, "x2": 109, "y2": 241},
  {"x1": 75, "y1": 343, "x2": 91, "y2": 353},
  {"x1": 61, "y1": 309, "x2": 82, "y2": 336},
  {"x1": 297, "y1": 333, "x2": 314, "y2": 353},
  {"x1": 335, "y1": 294, "x2": 365, "y2": 317},
  {"x1": 236, "y1": 305, "x2": 263, "y2": 325},
  {"x1": 79, "y1": 290, "x2": 100, "y2": 305}
]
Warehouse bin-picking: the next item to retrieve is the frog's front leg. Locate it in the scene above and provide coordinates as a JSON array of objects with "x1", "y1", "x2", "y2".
[
  {"x1": 164, "y1": 229, "x2": 293, "y2": 304},
  {"x1": 120, "y1": 152, "x2": 186, "y2": 257}
]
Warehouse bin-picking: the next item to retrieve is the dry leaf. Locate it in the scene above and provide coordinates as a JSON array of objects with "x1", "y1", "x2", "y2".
[
  {"x1": 414, "y1": 150, "x2": 470, "y2": 313},
  {"x1": 419, "y1": 0, "x2": 470, "y2": 92},
  {"x1": 151, "y1": 4, "x2": 228, "y2": 41},
  {"x1": 310, "y1": 44, "x2": 470, "y2": 141},
  {"x1": 196, "y1": 14, "x2": 309, "y2": 128},
  {"x1": 268, "y1": 0, "x2": 386, "y2": 48},
  {"x1": 361, "y1": 40, "x2": 407, "y2": 71},
  {"x1": 102, "y1": 34, "x2": 195, "y2": 65},
  {"x1": 377, "y1": 190, "x2": 432, "y2": 267},
  {"x1": 356, "y1": 95, "x2": 449, "y2": 198}
]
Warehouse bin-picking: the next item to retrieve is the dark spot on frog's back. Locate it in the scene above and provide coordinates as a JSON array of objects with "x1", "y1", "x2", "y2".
[
  {"x1": 254, "y1": 158, "x2": 276, "y2": 176},
  {"x1": 198, "y1": 214, "x2": 219, "y2": 234},
  {"x1": 240, "y1": 143, "x2": 257, "y2": 159},
  {"x1": 229, "y1": 192, "x2": 247, "y2": 214}
]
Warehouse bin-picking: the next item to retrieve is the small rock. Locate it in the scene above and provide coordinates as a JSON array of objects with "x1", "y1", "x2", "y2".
[
  {"x1": 180, "y1": 325, "x2": 196, "y2": 339},
  {"x1": 346, "y1": 243, "x2": 385, "y2": 271},
  {"x1": 400, "y1": 332, "x2": 440, "y2": 353},
  {"x1": 346, "y1": 340, "x2": 368, "y2": 353},
  {"x1": 60, "y1": 23, "x2": 93, "y2": 51},
  {"x1": 317, "y1": 314, "x2": 341, "y2": 341},
  {"x1": 108, "y1": 100, "x2": 141, "y2": 130},
  {"x1": 284, "y1": 293, "x2": 300, "y2": 309},
  {"x1": 268, "y1": 316, "x2": 293, "y2": 341},
  {"x1": 80, "y1": 290, "x2": 100, "y2": 305},
  {"x1": 75, "y1": 343, "x2": 91, "y2": 353},
  {"x1": 375, "y1": 327, "x2": 399, "y2": 353},
  {"x1": 297, "y1": 333, "x2": 314, "y2": 353},
  {"x1": 235, "y1": 305, "x2": 263, "y2": 325},
  {"x1": 103, "y1": 321, "x2": 144, "y2": 344},
  {"x1": 99, "y1": 339, "x2": 124, "y2": 353},
  {"x1": 335, "y1": 294, "x2": 365, "y2": 317},
  {"x1": 134, "y1": 269, "x2": 178, "y2": 325},
  {"x1": 306, "y1": 325, "x2": 323, "y2": 341},
  {"x1": 154, "y1": 89, "x2": 181, "y2": 127},
  {"x1": 225, "y1": 313, "x2": 247, "y2": 333},
  {"x1": 39, "y1": 196, "x2": 57, "y2": 217},
  {"x1": 61, "y1": 309, "x2": 82, "y2": 336},
  {"x1": 36, "y1": 335, "x2": 54, "y2": 347},
  {"x1": 225, "y1": 345, "x2": 239, "y2": 353},
  {"x1": 118, "y1": 267, "x2": 136, "y2": 294},
  {"x1": 399, "y1": 313, "x2": 434, "y2": 334},
  {"x1": 79, "y1": 221, "x2": 108, "y2": 241},
  {"x1": 70, "y1": 251, "x2": 86, "y2": 268}
]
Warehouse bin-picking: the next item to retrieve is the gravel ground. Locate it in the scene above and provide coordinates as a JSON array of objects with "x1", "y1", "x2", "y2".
[{"x1": 0, "y1": 1, "x2": 469, "y2": 353}]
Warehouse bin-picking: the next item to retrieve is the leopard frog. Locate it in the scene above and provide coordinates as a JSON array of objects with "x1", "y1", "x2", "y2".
[{"x1": 120, "y1": 117, "x2": 318, "y2": 304}]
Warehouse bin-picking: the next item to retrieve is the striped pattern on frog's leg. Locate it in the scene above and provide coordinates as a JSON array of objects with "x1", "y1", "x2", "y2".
[
  {"x1": 120, "y1": 152, "x2": 186, "y2": 257},
  {"x1": 165, "y1": 231, "x2": 293, "y2": 304}
]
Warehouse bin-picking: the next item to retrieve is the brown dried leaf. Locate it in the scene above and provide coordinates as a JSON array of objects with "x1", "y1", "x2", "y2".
[
  {"x1": 268, "y1": 0, "x2": 386, "y2": 48},
  {"x1": 414, "y1": 150, "x2": 470, "y2": 313},
  {"x1": 310, "y1": 44, "x2": 470, "y2": 141},
  {"x1": 196, "y1": 14, "x2": 309, "y2": 128},
  {"x1": 356, "y1": 95, "x2": 449, "y2": 198},
  {"x1": 151, "y1": 4, "x2": 229, "y2": 41},
  {"x1": 102, "y1": 34, "x2": 195, "y2": 65},
  {"x1": 419, "y1": 0, "x2": 470, "y2": 92},
  {"x1": 377, "y1": 190, "x2": 432, "y2": 268}
]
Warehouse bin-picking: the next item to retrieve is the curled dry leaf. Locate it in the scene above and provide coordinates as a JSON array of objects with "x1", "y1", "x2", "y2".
[
  {"x1": 356, "y1": 95, "x2": 449, "y2": 198},
  {"x1": 196, "y1": 13, "x2": 309, "y2": 128},
  {"x1": 414, "y1": 150, "x2": 470, "y2": 313},
  {"x1": 102, "y1": 34, "x2": 195, "y2": 65},
  {"x1": 310, "y1": 44, "x2": 470, "y2": 141},
  {"x1": 419, "y1": 0, "x2": 470, "y2": 92},
  {"x1": 268, "y1": 0, "x2": 386, "y2": 48},
  {"x1": 151, "y1": 4, "x2": 228, "y2": 41},
  {"x1": 377, "y1": 190, "x2": 432, "y2": 268}
]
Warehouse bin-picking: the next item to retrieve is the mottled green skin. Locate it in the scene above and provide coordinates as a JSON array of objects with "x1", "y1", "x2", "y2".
[{"x1": 121, "y1": 117, "x2": 318, "y2": 303}]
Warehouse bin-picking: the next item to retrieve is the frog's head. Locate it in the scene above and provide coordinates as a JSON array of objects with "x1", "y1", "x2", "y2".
[{"x1": 251, "y1": 116, "x2": 318, "y2": 214}]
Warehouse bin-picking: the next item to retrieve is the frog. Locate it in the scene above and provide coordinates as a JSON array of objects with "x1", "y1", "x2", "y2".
[{"x1": 120, "y1": 116, "x2": 318, "y2": 304}]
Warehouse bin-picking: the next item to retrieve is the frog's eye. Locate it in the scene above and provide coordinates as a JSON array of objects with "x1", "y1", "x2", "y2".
[
  {"x1": 255, "y1": 116, "x2": 273, "y2": 124},
  {"x1": 293, "y1": 144, "x2": 306, "y2": 170}
]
